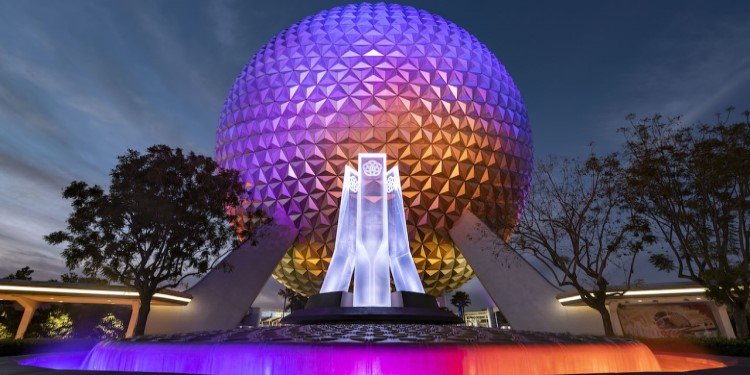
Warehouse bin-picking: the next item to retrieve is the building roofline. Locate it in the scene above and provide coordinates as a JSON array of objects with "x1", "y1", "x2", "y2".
[
  {"x1": 0, "y1": 280, "x2": 192, "y2": 305},
  {"x1": 556, "y1": 281, "x2": 707, "y2": 306}
]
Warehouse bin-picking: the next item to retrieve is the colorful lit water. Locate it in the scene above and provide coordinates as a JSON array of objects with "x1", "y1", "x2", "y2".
[
  {"x1": 17, "y1": 325, "x2": 728, "y2": 374},
  {"x1": 22, "y1": 341, "x2": 664, "y2": 374},
  {"x1": 17, "y1": 323, "x2": 732, "y2": 375}
]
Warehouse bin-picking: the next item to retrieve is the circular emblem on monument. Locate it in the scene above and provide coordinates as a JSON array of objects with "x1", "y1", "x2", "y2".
[{"x1": 362, "y1": 161, "x2": 383, "y2": 177}]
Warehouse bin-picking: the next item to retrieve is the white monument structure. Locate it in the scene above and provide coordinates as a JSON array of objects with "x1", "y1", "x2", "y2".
[{"x1": 320, "y1": 153, "x2": 424, "y2": 307}]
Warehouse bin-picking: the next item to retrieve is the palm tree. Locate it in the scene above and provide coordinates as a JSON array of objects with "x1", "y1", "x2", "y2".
[
  {"x1": 277, "y1": 288, "x2": 294, "y2": 317},
  {"x1": 450, "y1": 291, "x2": 472, "y2": 319},
  {"x1": 287, "y1": 292, "x2": 309, "y2": 312},
  {"x1": 277, "y1": 288, "x2": 309, "y2": 316}
]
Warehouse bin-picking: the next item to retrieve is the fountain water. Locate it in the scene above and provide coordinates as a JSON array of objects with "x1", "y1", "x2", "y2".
[
  {"x1": 21, "y1": 324, "x2": 686, "y2": 374},
  {"x1": 15, "y1": 155, "x2": 728, "y2": 374}
]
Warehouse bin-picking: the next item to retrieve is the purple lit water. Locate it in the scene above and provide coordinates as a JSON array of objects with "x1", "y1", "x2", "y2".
[{"x1": 22, "y1": 340, "x2": 666, "y2": 374}]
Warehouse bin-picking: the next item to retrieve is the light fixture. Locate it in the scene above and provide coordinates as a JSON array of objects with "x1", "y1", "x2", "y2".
[
  {"x1": 557, "y1": 287, "x2": 708, "y2": 304},
  {"x1": 0, "y1": 285, "x2": 191, "y2": 303}
]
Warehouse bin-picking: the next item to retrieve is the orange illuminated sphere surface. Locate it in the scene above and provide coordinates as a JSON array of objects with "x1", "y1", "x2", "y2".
[{"x1": 215, "y1": 3, "x2": 533, "y2": 296}]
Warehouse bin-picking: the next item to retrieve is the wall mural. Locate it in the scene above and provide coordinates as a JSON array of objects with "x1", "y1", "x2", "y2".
[{"x1": 617, "y1": 302, "x2": 718, "y2": 338}]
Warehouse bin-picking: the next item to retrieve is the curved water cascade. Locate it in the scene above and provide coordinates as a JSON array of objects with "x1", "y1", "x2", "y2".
[
  {"x1": 19, "y1": 324, "x2": 692, "y2": 374},
  {"x1": 79, "y1": 341, "x2": 661, "y2": 374}
]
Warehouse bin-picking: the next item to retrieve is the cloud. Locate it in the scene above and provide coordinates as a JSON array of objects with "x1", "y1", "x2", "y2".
[
  {"x1": 0, "y1": 149, "x2": 71, "y2": 189},
  {"x1": 0, "y1": 53, "x2": 69, "y2": 138},
  {"x1": 0, "y1": 184, "x2": 70, "y2": 281},
  {"x1": 596, "y1": 11, "x2": 750, "y2": 137},
  {"x1": 129, "y1": 3, "x2": 225, "y2": 106},
  {"x1": 208, "y1": 0, "x2": 239, "y2": 48},
  {"x1": 0, "y1": 238, "x2": 68, "y2": 281}
]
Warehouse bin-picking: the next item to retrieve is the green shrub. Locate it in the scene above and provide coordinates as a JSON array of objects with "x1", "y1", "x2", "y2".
[
  {"x1": 36, "y1": 307, "x2": 73, "y2": 339},
  {"x1": 95, "y1": 313, "x2": 124, "y2": 339},
  {"x1": 0, "y1": 323, "x2": 13, "y2": 339},
  {"x1": 694, "y1": 337, "x2": 750, "y2": 357},
  {"x1": 0, "y1": 338, "x2": 25, "y2": 356},
  {"x1": 0, "y1": 338, "x2": 99, "y2": 357},
  {"x1": 639, "y1": 336, "x2": 750, "y2": 357}
]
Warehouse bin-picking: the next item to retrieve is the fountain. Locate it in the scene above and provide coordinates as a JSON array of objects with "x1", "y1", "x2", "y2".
[
  {"x1": 6, "y1": 4, "x2": 735, "y2": 373},
  {"x1": 13, "y1": 155, "x2": 729, "y2": 374},
  {"x1": 20, "y1": 325, "x2": 669, "y2": 374},
  {"x1": 13, "y1": 318, "x2": 729, "y2": 374}
]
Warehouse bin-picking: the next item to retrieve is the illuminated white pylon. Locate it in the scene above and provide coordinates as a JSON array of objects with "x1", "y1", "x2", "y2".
[{"x1": 321, "y1": 153, "x2": 424, "y2": 306}]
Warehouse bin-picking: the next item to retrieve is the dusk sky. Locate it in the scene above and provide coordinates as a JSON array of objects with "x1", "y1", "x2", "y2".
[{"x1": 1, "y1": 1, "x2": 749, "y2": 308}]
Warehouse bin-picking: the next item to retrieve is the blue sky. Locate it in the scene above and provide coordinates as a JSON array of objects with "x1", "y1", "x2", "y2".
[{"x1": 1, "y1": 1, "x2": 749, "y2": 307}]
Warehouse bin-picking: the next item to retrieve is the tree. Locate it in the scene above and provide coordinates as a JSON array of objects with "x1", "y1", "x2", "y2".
[
  {"x1": 278, "y1": 288, "x2": 292, "y2": 316},
  {"x1": 287, "y1": 292, "x2": 309, "y2": 312},
  {"x1": 621, "y1": 109, "x2": 750, "y2": 338},
  {"x1": 0, "y1": 303, "x2": 20, "y2": 338},
  {"x1": 450, "y1": 291, "x2": 472, "y2": 318},
  {"x1": 0, "y1": 322, "x2": 11, "y2": 339},
  {"x1": 96, "y1": 312, "x2": 125, "y2": 339},
  {"x1": 39, "y1": 307, "x2": 73, "y2": 339},
  {"x1": 506, "y1": 155, "x2": 653, "y2": 336},
  {"x1": 46, "y1": 145, "x2": 268, "y2": 336},
  {"x1": 59, "y1": 272, "x2": 108, "y2": 285},
  {"x1": 278, "y1": 288, "x2": 308, "y2": 314},
  {"x1": 4, "y1": 266, "x2": 34, "y2": 280},
  {"x1": 60, "y1": 272, "x2": 79, "y2": 283}
]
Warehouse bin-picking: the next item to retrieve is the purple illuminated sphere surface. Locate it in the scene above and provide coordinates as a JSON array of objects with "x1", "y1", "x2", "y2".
[{"x1": 215, "y1": 2, "x2": 533, "y2": 296}]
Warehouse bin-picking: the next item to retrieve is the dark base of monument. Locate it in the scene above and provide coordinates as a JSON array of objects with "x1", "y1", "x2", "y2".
[
  {"x1": 281, "y1": 306, "x2": 463, "y2": 324},
  {"x1": 282, "y1": 290, "x2": 462, "y2": 324}
]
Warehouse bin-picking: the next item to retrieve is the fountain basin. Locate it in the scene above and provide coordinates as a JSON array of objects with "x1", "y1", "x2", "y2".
[{"x1": 16, "y1": 324, "x2": 728, "y2": 374}]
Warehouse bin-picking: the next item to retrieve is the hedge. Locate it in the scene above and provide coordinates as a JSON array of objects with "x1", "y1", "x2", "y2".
[
  {"x1": 0, "y1": 338, "x2": 98, "y2": 357},
  {"x1": 639, "y1": 336, "x2": 750, "y2": 357}
]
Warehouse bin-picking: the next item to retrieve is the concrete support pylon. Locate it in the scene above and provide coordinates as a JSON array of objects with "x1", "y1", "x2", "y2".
[
  {"x1": 14, "y1": 296, "x2": 38, "y2": 339},
  {"x1": 125, "y1": 300, "x2": 140, "y2": 338},
  {"x1": 448, "y1": 211, "x2": 603, "y2": 335},
  {"x1": 608, "y1": 302, "x2": 624, "y2": 336},
  {"x1": 710, "y1": 303, "x2": 737, "y2": 339},
  {"x1": 145, "y1": 222, "x2": 298, "y2": 335}
]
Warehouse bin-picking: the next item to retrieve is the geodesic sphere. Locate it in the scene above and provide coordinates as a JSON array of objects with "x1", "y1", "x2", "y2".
[{"x1": 216, "y1": 3, "x2": 533, "y2": 296}]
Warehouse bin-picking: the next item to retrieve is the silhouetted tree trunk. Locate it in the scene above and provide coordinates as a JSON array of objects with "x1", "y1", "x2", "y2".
[
  {"x1": 134, "y1": 292, "x2": 153, "y2": 336},
  {"x1": 594, "y1": 302, "x2": 615, "y2": 337},
  {"x1": 730, "y1": 304, "x2": 749, "y2": 340}
]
